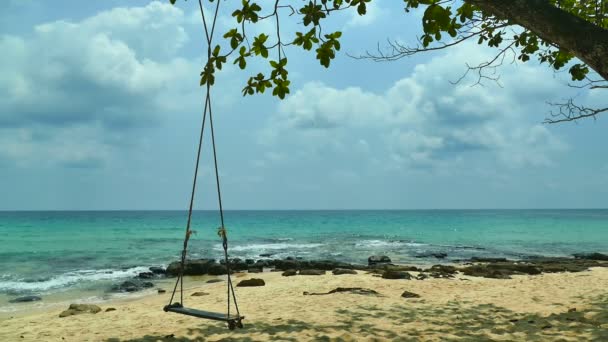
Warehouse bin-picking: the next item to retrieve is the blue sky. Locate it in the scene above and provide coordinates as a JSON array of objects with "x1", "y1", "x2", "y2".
[{"x1": 0, "y1": 0, "x2": 607, "y2": 210}]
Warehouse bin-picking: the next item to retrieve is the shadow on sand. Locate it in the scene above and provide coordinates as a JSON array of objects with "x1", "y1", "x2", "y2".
[{"x1": 107, "y1": 295, "x2": 608, "y2": 342}]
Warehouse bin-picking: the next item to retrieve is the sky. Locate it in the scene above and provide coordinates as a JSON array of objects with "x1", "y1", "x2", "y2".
[{"x1": 0, "y1": 0, "x2": 607, "y2": 210}]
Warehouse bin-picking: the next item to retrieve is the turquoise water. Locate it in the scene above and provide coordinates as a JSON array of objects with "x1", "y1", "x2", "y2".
[{"x1": 1, "y1": 210, "x2": 608, "y2": 311}]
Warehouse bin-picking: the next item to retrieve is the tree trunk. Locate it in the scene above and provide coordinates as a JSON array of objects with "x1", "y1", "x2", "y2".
[{"x1": 466, "y1": 0, "x2": 608, "y2": 81}]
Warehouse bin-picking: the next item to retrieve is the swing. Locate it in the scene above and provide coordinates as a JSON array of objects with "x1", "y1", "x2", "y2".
[{"x1": 163, "y1": 0, "x2": 243, "y2": 330}]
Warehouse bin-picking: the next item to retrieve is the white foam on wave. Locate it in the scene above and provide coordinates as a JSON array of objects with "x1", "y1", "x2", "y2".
[
  {"x1": 214, "y1": 243, "x2": 324, "y2": 252},
  {"x1": 0, "y1": 289, "x2": 159, "y2": 314},
  {"x1": 0, "y1": 266, "x2": 150, "y2": 294},
  {"x1": 354, "y1": 240, "x2": 425, "y2": 248}
]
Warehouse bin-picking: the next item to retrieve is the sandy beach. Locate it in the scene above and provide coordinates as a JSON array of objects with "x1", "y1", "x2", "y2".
[{"x1": 2, "y1": 266, "x2": 608, "y2": 341}]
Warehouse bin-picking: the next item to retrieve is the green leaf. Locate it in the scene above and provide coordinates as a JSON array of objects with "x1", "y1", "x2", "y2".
[
  {"x1": 569, "y1": 64, "x2": 589, "y2": 81},
  {"x1": 357, "y1": 2, "x2": 367, "y2": 15}
]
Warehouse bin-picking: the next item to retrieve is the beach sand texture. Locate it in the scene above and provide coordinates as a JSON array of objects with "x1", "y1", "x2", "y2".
[{"x1": 2, "y1": 268, "x2": 608, "y2": 341}]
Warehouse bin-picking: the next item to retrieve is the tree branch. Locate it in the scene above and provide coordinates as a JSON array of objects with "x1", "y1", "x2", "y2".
[
  {"x1": 544, "y1": 99, "x2": 608, "y2": 123},
  {"x1": 466, "y1": 0, "x2": 608, "y2": 81}
]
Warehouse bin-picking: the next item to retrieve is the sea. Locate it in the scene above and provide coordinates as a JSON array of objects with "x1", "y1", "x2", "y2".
[{"x1": 1, "y1": 209, "x2": 607, "y2": 314}]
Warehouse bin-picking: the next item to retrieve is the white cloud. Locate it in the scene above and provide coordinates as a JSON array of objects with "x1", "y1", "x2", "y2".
[
  {"x1": 260, "y1": 43, "x2": 570, "y2": 170},
  {"x1": 344, "y1": 1, "x2": 388, "y2": 29},
  {"x1": 0, "y1": 1, "x2": 202, "y2": 167},
  {"x1": 0, "y1": 125, "x2": 111, "y2": 168}
]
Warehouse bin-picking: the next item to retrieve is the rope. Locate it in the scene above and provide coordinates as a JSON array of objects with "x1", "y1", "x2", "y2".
[
  {"x1": 167, "y1": 72, "x2": 210, "y2": 308},
  {"x1": 167, "y1": 0, "x2": 241, "y2": 323}
]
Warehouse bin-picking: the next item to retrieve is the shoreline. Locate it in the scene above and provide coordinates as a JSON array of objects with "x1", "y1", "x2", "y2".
[
  {"x1": 3, "y1": 253, "x2": 607, "y2": 317},
  {"x1": 2, "y1": 267, "x2": 608, "y2": 341}
]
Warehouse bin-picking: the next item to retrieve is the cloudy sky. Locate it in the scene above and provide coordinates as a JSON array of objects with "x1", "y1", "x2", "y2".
[{"x1": 1, "y1": 0, "x2": 606, "y2": 210}]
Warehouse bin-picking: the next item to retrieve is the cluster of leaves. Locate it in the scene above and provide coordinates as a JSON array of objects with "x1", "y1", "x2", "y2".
[
  {"x1": 171, "y1": 0, "x2": 373, "y2": 99},
  {"x1": 401, "y1": 0, "x2": 608, "y2": 82},
  {"x1": 551, "y1": 0, "x2": 608, "y2": 27},
  {"x1": 172, "y1": 0, "x2": 606, "y2": 99}
]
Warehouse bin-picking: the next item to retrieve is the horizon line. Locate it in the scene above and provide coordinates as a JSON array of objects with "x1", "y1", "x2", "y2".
[{"x1": 1, "y1": 208, "x2": 607, "y2": 212}]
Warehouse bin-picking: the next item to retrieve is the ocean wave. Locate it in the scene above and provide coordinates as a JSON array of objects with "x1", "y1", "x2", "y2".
[
  {"x1": 0, "y1": 266, "x2": 150, "y2": 294},
  {"x1": 354, "y1": 240, "x2": 426, "y2": 248},
  {"x1": 216, "y1": 243, "x2": 324, "y2": 252},
  {"x1": 436, "y1": 244, "x2": 485, "y2": 250}
]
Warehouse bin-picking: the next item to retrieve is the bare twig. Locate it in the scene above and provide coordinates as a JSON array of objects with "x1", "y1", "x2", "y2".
[{"x1": 545, "y1": 99, "x2": 608, "y2": 123}]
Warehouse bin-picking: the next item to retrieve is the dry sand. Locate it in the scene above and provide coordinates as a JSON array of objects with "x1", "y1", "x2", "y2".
[{"x1": 2, "y1": 268, "x2": 608, "y2": 341}]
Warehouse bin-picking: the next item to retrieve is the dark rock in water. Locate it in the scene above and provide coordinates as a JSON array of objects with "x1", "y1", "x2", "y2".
[
  {"x1": 157, "y1": 289, "x2": 166, "y2": 294},
  {"x1": 236, "y1": 278, "x2": 265, "y2": 287},
  {"x1": 461, "y1": 265, "x2": 512, "y2": 279},
  {"x1": 9, "y1": 296, "x2": 42, "y2": 303},
  {"x1": 415, "y1": 252, "x2": 448, "y2": 259},
  {"x1": 105, "y1": 308, "x2": 116, "y2": 312},
  {"x1": 429, "y1": 265, "x2": 458, "y2": 274},
  {"x1": 206, "y1": 279, "x2": 223, "y2": 284},
  {"x1": 540, "y1": 263, "x2": 588, "y2": 273},
  {"x1": 259, "y1": 253, "x2": 274, "y2": 258},
  {"x1": 112, "y1": 280, "x2": 154, "y2": 293},
  {"x1": 286, "y1": 256, "x2": 295, "y2": 261},
  {"x1": 282, "y1": 270, "x2": 297, "y2": 277},
  {"x1": 304, "y1": 287, "x2": 380, "y2": 296},
  {"x1": 416, "y1": 273, "x2": 429, "y2": 280},
  {"x1": 245, "y1": 259, "x2": 255, "y2": 265},
  {"x1": 470, "y1": 257, "x2": 508, "y2": 263},
  {"x1": 381, "y1": 270, "x2": 412, "y2": 280},
  {"x1": 114, "y1": 281, "x2": 139, "y2": 292},
  {"x1": 332, "y1": 268, "x2": 358, "y2": 275},
  {"x1": 191, "y1": 292, "x2": 209, "y2": 296},
  {"x1": 272, "y1": 259, "x2": 300, "y2": 271},
  {"x1": 166, "y1": 259, "x2": 217, "y2": 276},
  {"x1": 59, "y1": 304, "x2": 101, "y2": 318},
  {"x1": 368, "y1": 255, "x2": 392, "y2": 266},
  {"x1": 273, "y1": 259, "x2": 300, "y2": 270},
  {"x1": 248, "y1": 267, "x2": 263, "y2": 273},
  {"x1": 526, "y1": 257, "x2": 602, "y2": 273},
  {"x1": 428, "y1": 272, "x2": 455, "y2": 279},
  {"x1": 299, "y1": 269, "x2": 325, "y2": 276},
  {"x1": 401, "y1": 291, "x2": 421, "y2": 298},
  {"x1": 367, "y1": 264, "x2": 421, "y2": 276},
  {"x1": 149, "y1": 267, "x2": 166, "y2": 275},
  {"x1": 220, "y1": 258, "x2": 248, "y2": 271},
  {"x1": 232, "y1": 260, "x2": 249, "y2": 271},
  {"x1": 254, "y1": 260, "x2": 270, "y2": 268},
  {"x1": 165, "y1": 261, "x2": 180, "y2": 277},
  {"x1": 389, "y1": 265, "x2": 422, "y2": 272},
  {"x1": 419, "y1": 265, "x2": 457, "y2": 279},
  {"x1": 461, "y1": 262, "x2": 541, "y2": 279},
  {"x1": 138, "y1": 272, "x2": 154, "y2": 279},
  {"x1": 492, "y1": 263, "x2": 541, "y2": 275},
  {"x1": 463, "y1": 257, "x2": 606, "y2": 278},
  {"x1": 309, "y1": 260, "x2": 354, "y2": 270},
  {"x1": 573, "y1": 253, "x2": 608, "y2": 261},
  {"x1": 207, "y1": 263, "x2": 228, "y2": 276}
]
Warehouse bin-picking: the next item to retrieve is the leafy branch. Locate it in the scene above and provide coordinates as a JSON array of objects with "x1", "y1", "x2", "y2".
[
  {"x1": 172, "y1": 0, "x2": 607, "y2": 122},
  {"x1": 172, "y1": 0, "x2": 369, "y2": 99}
]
